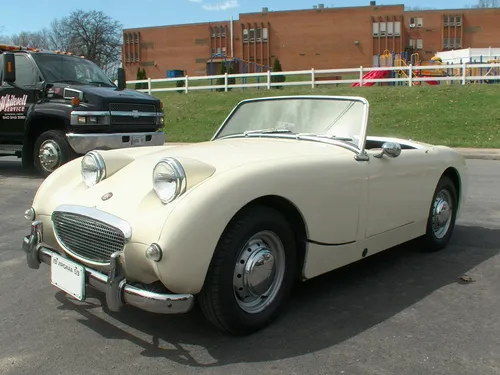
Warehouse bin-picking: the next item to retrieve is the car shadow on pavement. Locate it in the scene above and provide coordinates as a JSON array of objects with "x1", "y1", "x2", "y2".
[
  {"x1": 53, "y1": 224, "x2": 499, "y2": 367},
  {"x1": 0, "y1": 160, "x2": 42, "y2": 179}
]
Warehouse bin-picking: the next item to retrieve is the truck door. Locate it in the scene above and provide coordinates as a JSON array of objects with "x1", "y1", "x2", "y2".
[{"x1": 0, "y1": 53, "x2": 39, "y2": 145}]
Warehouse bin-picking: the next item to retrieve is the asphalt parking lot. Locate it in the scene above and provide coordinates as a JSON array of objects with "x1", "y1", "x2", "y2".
[{"x1": 1, "y1": 157, "x2": 499, "y2": 375}]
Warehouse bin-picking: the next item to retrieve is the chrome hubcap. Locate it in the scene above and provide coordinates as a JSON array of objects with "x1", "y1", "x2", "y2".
[
  {"x1": 38, "y1": 140, "x2": 62, "y2": 172},
  {"x1": 432, "y1": 189, "x2": 453, "y2": 239},
  {"x1": 233, "y1": 230, "x2": 286, "y2": 314}
]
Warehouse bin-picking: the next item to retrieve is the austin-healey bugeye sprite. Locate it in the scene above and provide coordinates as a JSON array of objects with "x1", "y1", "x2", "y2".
[{"x1": 22, "y1": 95, "x2": 467, "y2": 335}]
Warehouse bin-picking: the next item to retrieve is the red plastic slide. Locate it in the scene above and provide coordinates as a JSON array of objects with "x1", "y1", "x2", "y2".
[{"x1": 351, "y1": 70, "x2": 390, "y2": 87}]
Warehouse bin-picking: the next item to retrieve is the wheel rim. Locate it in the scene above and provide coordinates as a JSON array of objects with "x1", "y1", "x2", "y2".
[
  {"x1": 38, "y1": 140, "x2": 62, "y2": 173},
  {"x1": 431, "y1": 189, "x2": 453, "y2": 239},
  {"x1": 233, "y1": 230, "x2": 286, "y2": 314}
]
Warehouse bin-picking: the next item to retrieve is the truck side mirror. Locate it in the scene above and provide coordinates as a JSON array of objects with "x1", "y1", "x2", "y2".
[
  {"x1": 2, "y1": 52, "x2": 16, "y2": 83},
  {"x1": 117, "y1": 68, "x2": 126, "y2": 91}
]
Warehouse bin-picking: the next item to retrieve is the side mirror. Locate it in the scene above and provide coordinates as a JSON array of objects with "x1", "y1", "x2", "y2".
[
  {"x1": 116, "y1": 67, "x2": 126, "y2": 91},
  {"x1": 374, "y1": 142, "x2": 401, "y2": 158},
  {"x1": 2, "y1": 52, "x2": 16, "y2": 83}
]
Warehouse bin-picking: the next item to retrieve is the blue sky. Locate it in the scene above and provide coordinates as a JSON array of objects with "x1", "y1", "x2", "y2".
[{"x1": 1, "y1": 0, "x2": 478, "y2": 35}]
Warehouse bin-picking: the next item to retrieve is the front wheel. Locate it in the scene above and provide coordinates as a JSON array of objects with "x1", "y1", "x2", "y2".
[
  {"x1": 420, "y1": 175, "x2": 458, "y2": 252},
  {"x1": 33, "y1": 130, "x2": 76, "y2": 177},
  {"x1": 199, "y1": 206, "x2": 297, "y2": 335}
]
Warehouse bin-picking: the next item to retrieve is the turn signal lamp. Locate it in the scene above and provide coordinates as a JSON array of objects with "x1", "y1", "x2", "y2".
[{"x1": 71, "y1": 97, "x2": 81, "y2": 106}]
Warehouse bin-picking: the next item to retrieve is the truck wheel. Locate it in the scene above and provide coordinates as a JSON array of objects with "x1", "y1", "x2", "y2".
[
  {"x1": 198, "y1": 205, "x2": 297, "y2": 336},
  {"x1": 33, "y1": 130, "x2": 76, "y2": 177}
]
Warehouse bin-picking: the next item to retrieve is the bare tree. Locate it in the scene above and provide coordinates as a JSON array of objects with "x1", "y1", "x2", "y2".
[
  {"x1": 10, "y1": 30, "x2": 50, "y2": 49},
  {"x1": 54, "y1": 10, "x2": 123, "y2": 75},
  {"x1": 0, "y1": 26, "x2": 10, "y2": 44},
  {"x1": 474, "y1": 0, "x2": 500, "y2": 7}
]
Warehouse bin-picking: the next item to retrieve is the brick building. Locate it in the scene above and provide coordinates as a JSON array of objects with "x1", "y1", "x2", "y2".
[{"x1": 121, "y1": 2, "x2": 500, "y2": 79}]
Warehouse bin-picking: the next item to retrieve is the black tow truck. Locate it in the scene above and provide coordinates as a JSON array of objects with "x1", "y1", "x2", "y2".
[{"x1": 0, "y1": 44, "x2": 165, "y2": 176}]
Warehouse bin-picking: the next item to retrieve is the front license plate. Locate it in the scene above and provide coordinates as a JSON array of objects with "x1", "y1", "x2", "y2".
[
  {"x1": 50, "y1": 255, "x2": 86, "y2": 301},
  {"x1": 132, "y1": 135, "x2": 146, "y2": 146}
]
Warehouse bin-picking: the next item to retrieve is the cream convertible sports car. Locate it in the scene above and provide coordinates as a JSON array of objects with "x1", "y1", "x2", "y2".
[{"x1": 22, "y1": 95, "x2": 467, "y2": 335}]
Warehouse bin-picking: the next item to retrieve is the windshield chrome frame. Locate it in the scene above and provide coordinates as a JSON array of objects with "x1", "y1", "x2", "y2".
[{"x1": 211, "y1": 95, "x2": 370, "y2": 161}]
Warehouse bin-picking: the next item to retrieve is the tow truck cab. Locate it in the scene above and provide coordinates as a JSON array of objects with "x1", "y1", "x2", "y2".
[{"x1": 0, "y1": 44, "x2": 165, "y2": 176}]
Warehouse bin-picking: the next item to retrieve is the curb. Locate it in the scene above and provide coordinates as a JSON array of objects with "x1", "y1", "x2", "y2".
[{"x1": 164, "y1": 143, "x2": 500, "y2": 161}]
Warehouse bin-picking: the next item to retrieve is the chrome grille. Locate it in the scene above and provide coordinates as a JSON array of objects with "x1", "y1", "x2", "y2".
[
  {"x1": 52, "y1": 211, "x2": 126, "y2": 263},
  {"x1": 109, "y1": 103, "x2": 156, "y2": 112}
]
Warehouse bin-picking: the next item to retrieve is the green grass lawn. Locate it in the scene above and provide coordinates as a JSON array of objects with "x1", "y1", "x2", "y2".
[{"x1": 152, "y1": 83, "x2": 500, "y2": 148}]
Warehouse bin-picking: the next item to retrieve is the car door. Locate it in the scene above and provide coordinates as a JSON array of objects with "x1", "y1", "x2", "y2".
[
  {"x1": 0, "y1": 53, "x2": 39, "y2": 144},
  {"x1": 363, "y1": 148, "x2": 431, "y2": 239}
]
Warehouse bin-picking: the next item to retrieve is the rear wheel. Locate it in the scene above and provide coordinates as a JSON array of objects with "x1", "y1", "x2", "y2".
[
  {"x1": 33, "y1": 130, "x2": 76, "y2": 177},
  {"x1": 199, "y1": 206, "x2": 297, "y2": 335},
  {"x1": 420, "y1": 175, "x2": 458, "y2": 252}
]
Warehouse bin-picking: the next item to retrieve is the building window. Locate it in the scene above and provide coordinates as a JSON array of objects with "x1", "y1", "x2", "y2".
[
  {"x1": 387, "y1": 21, "x2": 394, "y2": 36},
  {"x1": 449, "y1": 38, "x2": 455, "y2": 48},
  {"x1": 395, "y1": 21, "x2": 401, "y2": 36},
  {"x1": 211, "y1": 27, "x2": 215, "y2": 37},
  {"x1": 456, "y1": 16, "x2": 461, "y2": 26},
  {"x1": 211, "y1": 48, "x2": 216, "y2": 54},
  {"x1": 443, "y1": 38, "x2": 448, "y2": 48},
  {"x1": 222, "y1": 47, "x2": 226, "y2": 54},
  {"x1": 444, "y1": 16, "x2": 448, "y2": 26},
  {"x1": 256, "y1": 28, "x2": 261, "y2": 42},
  {"x1": 417, "y1": 17, "x2": 423, "y2": 27},
  {"x1": 456, "y1": 37, "x2": 462, "y2": 48},
  {"x1": 263, "y1": 27, "x2": 268, "y2": 42},
  {"x1": 416, "y1": 39, "x2": 423, "y2": 49},
  {"x1": 243, "y1": 28, "x2": 248, "y2": 43},
  {"x1": 249, "y1": 28, "x2": 255, "y2": 42},
  {"x1": 124, "y1": 34, "x2": 129, "y2": 44},
  {"x1": 380, "y1": 22, "x2": 386, "y2": 36},
  {"x1": 372, "y1": 22, "x2": 379, "y2": 36}
]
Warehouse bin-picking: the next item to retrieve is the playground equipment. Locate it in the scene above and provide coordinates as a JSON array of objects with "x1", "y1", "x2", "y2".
[{"x1": 357, "y1": 48, "x2": 500, "y2": 87}]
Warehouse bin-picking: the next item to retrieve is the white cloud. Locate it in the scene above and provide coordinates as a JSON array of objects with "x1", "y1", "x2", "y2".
[{"x1": 202, "y1": 0, "x2": 239, "y2": 11}]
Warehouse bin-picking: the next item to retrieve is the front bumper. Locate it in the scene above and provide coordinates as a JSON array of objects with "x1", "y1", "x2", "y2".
[
  {"x1": 66, "y1": 131, "x2": 165, "y2": 154},
  {"x1": 22, "y1": 220, "x2": 194, "y2": 314}
]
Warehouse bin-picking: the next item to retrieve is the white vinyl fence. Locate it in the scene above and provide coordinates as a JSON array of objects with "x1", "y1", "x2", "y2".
[{"x1": 124, "y1": 62, "x2": 500, "y2": 94}]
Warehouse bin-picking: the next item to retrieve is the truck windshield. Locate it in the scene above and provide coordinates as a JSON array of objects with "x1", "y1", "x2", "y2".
[{"x1": 31, "y1": 53, "x2": 115, "y2": 87}]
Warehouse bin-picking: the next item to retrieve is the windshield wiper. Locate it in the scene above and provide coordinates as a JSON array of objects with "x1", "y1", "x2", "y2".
[
  {"x1": 88, "y1": 81, "x2": 113, "y2": 86},
  {"x1": 52, "y1": 79, "x2": 83, "y2": 84},
  {"x1": 296, "y1": 133, "x2": 353, "y2": 141},
  {"x1": 243, "y1": 128, "x2": 292, "y2": 136}
]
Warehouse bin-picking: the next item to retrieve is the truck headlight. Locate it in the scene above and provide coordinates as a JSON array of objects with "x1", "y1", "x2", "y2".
[
  {"x1": 152, "y1": 157, "x2": 186, "y2": 204},
  {"x1": 81, "y1": 151, "x2": 106, "y2": 187}
]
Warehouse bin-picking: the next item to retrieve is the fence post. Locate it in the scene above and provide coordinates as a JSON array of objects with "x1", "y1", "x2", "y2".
[
  {"x1": 311, "y1": 68, "x2": 315, "y2": 88},
  {"x1": 224, "y1": 72, "x2": 228, "y2": 92},
  {"x1": 185, "y1": 76, "x2": 189, "y2": 93},
  {"x1": 147, "y1": 78, "x2": 152, "y2": 94},
  {"x1": 359, "y1": 66, "x2": 363, "y2": 86},
  {"x1": 408, "y1": 64, "x2": 413, "y2": 86},
  {"x1": 267, "y1": 70, "x2": 271, "y2": 90},
  {"x1": 462, "y1": 61, "x2": 467, "y2": 85}
]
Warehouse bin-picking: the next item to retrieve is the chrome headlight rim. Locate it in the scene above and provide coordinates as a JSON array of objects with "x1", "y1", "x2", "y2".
[
  {"x1": 152, "y1": 157, "x2": 187, "y2": 204},
  {"x1": 81, "y1": 150, "x2": 106, "y2": 188}
]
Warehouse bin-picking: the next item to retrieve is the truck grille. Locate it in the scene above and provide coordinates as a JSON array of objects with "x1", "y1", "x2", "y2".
[
  {"x1": 110, "y1": 115, "x2": 157, "y2": 125},
  {"x1": 52, "y1": 211, "x2": 126, "y2": 264},
  {"x1": 109, "y1": 103, "x2": 156, "y2": 112}
]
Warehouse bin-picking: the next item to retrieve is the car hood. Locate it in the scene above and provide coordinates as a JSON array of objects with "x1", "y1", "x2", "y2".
[
  {"x1": 104, "y1": 137, "x2": 352, "y2": 173},
  {"x1": 35, "y1": 137, "x2": 353, "y2": 222}
]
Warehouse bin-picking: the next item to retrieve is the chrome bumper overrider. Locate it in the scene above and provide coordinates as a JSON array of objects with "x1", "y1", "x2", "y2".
[{"x1": 22, "y1": 220, "x2": 194, "y2": 314}]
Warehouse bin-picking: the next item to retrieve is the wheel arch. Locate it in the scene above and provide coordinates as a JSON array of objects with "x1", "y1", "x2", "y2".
[
  {"x1": 441, "y1": 166, "x2": 462, "y2": 211},
  {"x1": 217, "y1": 194, "x2": 310, "y2": 281},
  {"x1": 23, "y1": 115, "x2": 68, "y2": 167}
]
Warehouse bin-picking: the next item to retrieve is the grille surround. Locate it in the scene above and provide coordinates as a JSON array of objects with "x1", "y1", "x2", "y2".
[{"x1": 51, "y1": 205, "x2": 132, "y2": 265}]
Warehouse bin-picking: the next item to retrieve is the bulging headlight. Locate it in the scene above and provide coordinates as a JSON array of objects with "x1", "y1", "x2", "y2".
[
  {"x1": 81, "y1": 151, "x2": 106, "y2": 187},
  {"x1": 152, "y1": 157, "x2": 186, "y2": 204}
]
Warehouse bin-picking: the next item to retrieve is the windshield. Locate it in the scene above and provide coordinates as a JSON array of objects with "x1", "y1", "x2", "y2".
[
  {"x1": 31, "y1": 53, "x2": 115, "y2": 87},
  {"x1": 213, "y1": 97, "x2": 367, "y2": 148}
]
